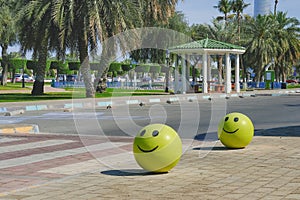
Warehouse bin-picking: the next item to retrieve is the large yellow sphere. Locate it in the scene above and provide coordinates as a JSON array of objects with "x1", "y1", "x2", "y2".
[
  {"x1": 218, "y1": 112, "x2": 254, "y2": 149},
  {"x1": 133, "y1": 124, "x2": 182, "y2": 173}
]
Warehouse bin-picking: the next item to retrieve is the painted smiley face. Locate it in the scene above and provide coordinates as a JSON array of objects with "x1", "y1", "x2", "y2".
[
  {"x1": 218, "y1": 112, "x2": 254, "y2": 149},
  {"x1": 136, "y1": 129, "x2": 160, "y2": 153},
  {"x1": 133, "y1": 124, "x2": 182, "y2": 173},
  {"x1": 222, "y1": 116, "x2": 240, "y2": 134}
]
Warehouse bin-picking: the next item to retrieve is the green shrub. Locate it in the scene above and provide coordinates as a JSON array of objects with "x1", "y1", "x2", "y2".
[
  {"x1": 135, "y1": 65, "x2": 150, "y2": 73},
  {"x1": 26, "y1": 60, "x2": 38, "y2": 71},
  {"x1": 9, "y1": 58, "x2": 27, "y2": 71},
  {"x1": 68, "y1": 61, "x2": 81, "y2": 70}
]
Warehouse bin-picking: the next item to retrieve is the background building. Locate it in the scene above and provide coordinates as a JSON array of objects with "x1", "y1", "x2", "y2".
[{"x1": 254, "y1": 0, "x2": 272, "y2": 17}]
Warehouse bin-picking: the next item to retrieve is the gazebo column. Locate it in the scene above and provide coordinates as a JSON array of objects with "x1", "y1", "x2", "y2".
[
  {"x1": 181, "y1": 54, "x2": 187, "y2": 94},
  {"x1": 207, "y1": 55, "x2": 212, "y2": 91},
  {"x1": 186, "y1": 55, "x2": 190, "y2": 87},
  {"x1": 235, "y1": 54, "x2": 240, "y2": 93},
  {"x1": 174, "y1": 54, "x2": 179, "y2": 93},
  {"x1": 202, "y1": 52, "x2": 208, "y2": 94},
  {"x1": 225, "y1": 53, "x2": 231, "y2": 94}
]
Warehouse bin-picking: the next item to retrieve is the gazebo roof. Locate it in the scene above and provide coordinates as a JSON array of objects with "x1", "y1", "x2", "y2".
[{"x1": 169, "y1": 38, "x2": 246, "y2": 55}]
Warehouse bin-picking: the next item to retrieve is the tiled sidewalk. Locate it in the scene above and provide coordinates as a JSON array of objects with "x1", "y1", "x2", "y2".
[
  {"x1": 1, "y1": 130, "x2": 300, "y2": 199},
  {"x1": 0, "y1": 134, "x2": 134, "y2": 197}
]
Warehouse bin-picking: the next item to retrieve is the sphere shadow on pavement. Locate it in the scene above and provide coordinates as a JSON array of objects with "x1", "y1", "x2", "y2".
[
  {"x1": 194, "y1": 126, "x2": 300, "y2": 139},
  {"x1": 192, "y1": 125, "x2": 300, "y2": 151},
  {"x1": 193, "y1": 132, "x2": 219, "y2": 141},
  {"x1": 101, "y1": 169, "x2": 167, "y2": 176},
  {"x1": 192, "y1": 146, "x2": 241, "y2": 151}
]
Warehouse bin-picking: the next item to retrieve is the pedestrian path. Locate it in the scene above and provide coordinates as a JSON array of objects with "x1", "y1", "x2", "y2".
[
  {"x1": 0, "y1": 134, "x2": 131, "y2": 195},
  {"x1": 1, "y1": 132, "x2": 300, "y2": 199},
  {"x1": 0, "y1": 133, "x2": 194, "y2": 196}
]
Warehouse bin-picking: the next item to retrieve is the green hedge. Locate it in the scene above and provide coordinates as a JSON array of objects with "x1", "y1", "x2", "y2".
[
  {"x1": 121, "y1": 64, "x2": 132, "y2": 71},
  {"x1": 109, "y1": 62, "x2": 122, "y2": 72},
  {"x1": 90, "y1": 62, "x2": 100, "y2": 70},
  {"x1": 135, "y1": 65, "x2": 150, "y2": 73},
  {"x1": 160, "y1": 64, "x2": 169, "y2": 73},
  {"x1": 9, "y1": 58, "x2": 27, "y2": 70},
  {"x1": 149, "y1": 65, "x2": 161, "y2": 73},
  {"x1": 26, "y1": 60, "x2": 38, "y2": 70},
  {"x1": 68, "y1": 61, "x2": 81, "y2": 70},
  {"x1": 50, "y1": 61, "x2": 68, "y2": 73}
]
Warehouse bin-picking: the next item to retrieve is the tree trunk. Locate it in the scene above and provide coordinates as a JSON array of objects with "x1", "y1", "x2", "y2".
[
  {"x1": 237, "y1": 13, "x2": 241, "y2": 42},
  {"x1": 240, "y1": 56, "x2": 247, "y2": 82},
  {"x1": 95, "y1": 36, "x2": 116, "y2": 88},
  {"x1": 31, "y1": 39, "x2": 48, "y2": 95},
  {"x1": 281, "y1": 60, "x2": 287, "y2": 82},
  {"x1": 274, "y1": 64, "x2": 280, "y2": 82},
  {"x1": 217, "y1": 55, "x2": 223, "y2": 84},
  {"x1": 78, "y1": 21, "x2": 94, "y2": 98},
  {"x1": 1, "y1": 44, "x2": 9, "y2": 86}
]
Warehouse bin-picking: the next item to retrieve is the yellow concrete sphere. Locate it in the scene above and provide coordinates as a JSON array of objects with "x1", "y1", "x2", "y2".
[
  {"x1": 133, "y1": 124, "x2": 182, "y2": 173},
  {"x1": 218, "y1": 112, "x2": 254, "y2": 149}
]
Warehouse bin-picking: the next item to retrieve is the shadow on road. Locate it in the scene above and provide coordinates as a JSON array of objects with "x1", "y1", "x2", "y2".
[
  {"x1": 255, "y1": 125, "x2": 300, "y2": 137},
  {"x1": 193, "y1": 125, "x2": 300, "y2": 142}
]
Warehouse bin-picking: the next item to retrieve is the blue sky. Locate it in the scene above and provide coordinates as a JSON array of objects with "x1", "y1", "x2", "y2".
[{"x1": 176, "y1": 0, "x2": 300, "y2": 25}]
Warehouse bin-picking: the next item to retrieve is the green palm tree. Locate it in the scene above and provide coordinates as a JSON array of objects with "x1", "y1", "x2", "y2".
[
  {"x1": 18, "y1": 0, "x2": 60, "y2": 95},
  {"x1": 208, "y1": 21, "x2": 238, "y2": 83},
  {"x1": 53, "y1": 0, "x2": 166, "y2": 97},
  {"x1": 0, "y1": 0, "x2": 17, "y2": 86},
  {"x1": 18, "y1": 0, "x2": 139, "y2": 97},
  {"x1": 231, "y1": 0, "x2": 250, "y2": 41},
  {"x1": 127, "y1": 1, "x2": 180, "y2": 65},
  {"x1": 244, "y1": 15, "x2": 278, "y2": 82},
  {"x1": 142, "y1": 0, "x2": 179, "y2": 26},
  {"x1": 18, "y1": 1, "x2": 178, "y2": 97},
  {"x1": 214, "y1": 0, "x2": 233, "y2": 22},
  {"x1": 273, "y1": 12, "x2": 300, "y2": 81},
  {"x1": 190, "y1": 20, "x2": 238, "y2": 83}
]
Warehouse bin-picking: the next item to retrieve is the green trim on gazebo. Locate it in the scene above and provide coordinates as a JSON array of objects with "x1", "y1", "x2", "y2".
[{"x1": 169, "y1": 38, "x2": 245, "y2": 51}]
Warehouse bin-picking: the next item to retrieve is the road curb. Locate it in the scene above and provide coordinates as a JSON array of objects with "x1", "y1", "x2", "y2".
[
  {"x1": 0, "y1": 124, "x2": 39, "y2": 134},
  {"x1": 1, "y1": 89, "x2": 299, "y2": 113},
  {"x1": 4, "y1": 109, "x2": 25, "y2": 116}
]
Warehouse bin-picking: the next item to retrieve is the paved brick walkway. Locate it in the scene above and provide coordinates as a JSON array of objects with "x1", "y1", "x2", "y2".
[
  {"x1": 0, "y1": 134, "x2": 134, "y2": 196},
  {"x1": 0, "y1": 127, "x2": 300, "y2": 199}
]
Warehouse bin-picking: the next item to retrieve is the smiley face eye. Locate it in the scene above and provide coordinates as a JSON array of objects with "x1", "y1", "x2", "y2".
[
  {"x1": 234, "y1": 117, "x2": 239, "y2": 122},
  {"x1": 140, "y1": 130, "x2": 146, "y2": 136},
  {"x1": 225, "y1": 117, "x2": 229, "y2": 122},
  {"x1": 152, "y1": 130, "x2": 159, "y2": 137}
]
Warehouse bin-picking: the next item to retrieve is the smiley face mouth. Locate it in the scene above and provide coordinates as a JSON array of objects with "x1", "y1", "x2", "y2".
[
  {"x1": 223, "y1": 128, "x2": 239, "y2": 134},
  {"x1": 137, "y1": 145, "x2": 159, "y2": 153}
]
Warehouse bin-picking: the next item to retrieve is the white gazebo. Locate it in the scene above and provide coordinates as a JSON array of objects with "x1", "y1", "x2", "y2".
[{"x1": 169, "y1": 38, "x2": 246, "y2": 94}]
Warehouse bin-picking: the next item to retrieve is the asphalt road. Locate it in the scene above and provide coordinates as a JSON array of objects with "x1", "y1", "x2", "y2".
[{"x1": 1, "y1": 96, "x2": 300, "y2": 139}]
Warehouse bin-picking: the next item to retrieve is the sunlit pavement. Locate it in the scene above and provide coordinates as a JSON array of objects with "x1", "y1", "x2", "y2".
[
  {"x1": 0, "y1": 126, "x2": 300, "y2": 199},
  {"x1": 0, "y1": 89, "x2": 299, "y2": 199}
]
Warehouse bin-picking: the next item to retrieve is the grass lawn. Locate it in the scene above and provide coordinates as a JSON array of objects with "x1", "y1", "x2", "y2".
[
  {"x1": 287, "y1": 84, "x2": 300, "y2": 89},
  {"x1": 69, "y1": 88, "x2": 168, "y2": 98},
  {"x1": 0, "y1": 86, "x2": 168, "y2": 102},
  {"x1": 0, "y1": 83, "x2": 33, "y2": 90},
  {"x1": 0, "y1": 93, "x2": 78, "y2": 103}
]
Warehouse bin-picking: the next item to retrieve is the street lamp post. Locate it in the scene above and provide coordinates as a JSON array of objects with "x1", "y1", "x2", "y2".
[
  {"x1": 165, "y1": 50, "x2": 170, "y2": 93},
  {"x1": 22, "y1": 65, "x2": 25, "y2": 88},
  {"x1": 274, "y1": 0, "x2": 278, "y2": 15}
]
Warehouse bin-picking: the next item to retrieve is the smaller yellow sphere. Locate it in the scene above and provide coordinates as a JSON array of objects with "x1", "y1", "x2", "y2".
[
  {"x1": 133, "y1": 124, "x2": 182, "y2": 173},
  {"x1": 218, "y1": 112, "x2": 254, "y2": 149}
]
